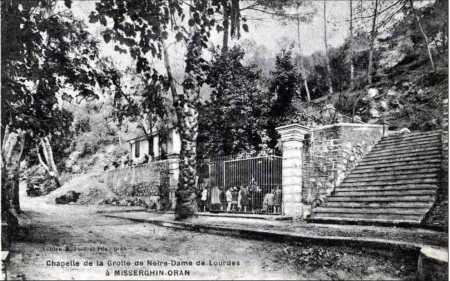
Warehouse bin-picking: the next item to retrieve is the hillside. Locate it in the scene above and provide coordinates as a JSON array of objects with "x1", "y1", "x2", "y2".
[
  {"x1": 291, "y1": 0, "x2": 447, "y2": 131},
  {"x1": 299, "y1": 65, "x2": 447, "y2": 131}
]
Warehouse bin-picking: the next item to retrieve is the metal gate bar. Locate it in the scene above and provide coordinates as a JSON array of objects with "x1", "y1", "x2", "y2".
[{"x1": 204, "y1": 155, "x2": 282, "y2": 215}]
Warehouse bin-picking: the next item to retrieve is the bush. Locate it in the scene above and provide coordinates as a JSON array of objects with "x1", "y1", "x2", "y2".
[
  {"x1": 25, "y1": 165, "x2": 60, "y2": 196},
  {"x1": 74, "y1": 131, "x2": 101, "y2": 157}
]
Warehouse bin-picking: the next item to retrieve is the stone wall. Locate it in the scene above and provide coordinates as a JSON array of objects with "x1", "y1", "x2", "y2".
[
  {"x1": 423, "y1": 97, "x2": 448, "y2": 230},
  {"x1": 302, "y1": 123, "x2": 385, "y2": 205},
  {"x1": 104, "y1": 160, "x2": 172, "y2": 209}
]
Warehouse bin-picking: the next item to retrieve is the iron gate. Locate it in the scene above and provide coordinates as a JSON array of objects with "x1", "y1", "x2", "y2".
[{"x1": 205, "y1": 155, "x2": 282, "y2": 215}]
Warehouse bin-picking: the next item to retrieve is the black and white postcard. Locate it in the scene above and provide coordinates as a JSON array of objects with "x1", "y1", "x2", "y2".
[{"x1": 1, "y1": 0, "x2": 448, "y2": 280}]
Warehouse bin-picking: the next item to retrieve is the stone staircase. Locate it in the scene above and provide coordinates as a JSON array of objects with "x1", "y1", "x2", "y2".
[{"x1": 309, "y1": 130, "x2": 443, "y2": 225}]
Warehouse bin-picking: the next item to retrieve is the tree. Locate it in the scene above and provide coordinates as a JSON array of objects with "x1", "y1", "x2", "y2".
[
  {"x1": 408, "y1": 0, "x2": 435, "y2": 72},
  {"x1": 90, "y1": 0, "x2": 224, "y2": 220},
  {"x1": 219, "y1": 0, "x2": 285, "y2": 52},
  {"x1": 349, "y1": 0, "x2": 355, "y2": 89},
  {"x1": 198, "y1": 46, "x2": 270, "y2": 158},
  {"x1": 220, "y1": 0, "x2": 242, "y2": 52},
  {"x1": 269, "y1": 1, "x2": 315, "y2": 102},
  {"x1": 116, "y1": 67, "x2": 172, "y2": 154},
  {"x1": 267, "y1": 49, "x2": 302, "y2": 147},
  {"x1": 295, "y1": 5, "x2": 311, "y2": 102},
  {"x1": 1, "y1": 0, "x2": 118, "y2": 213},
  {"x1": 270, "y1": 49, "x2": 300, "y2": 118},
  {"x1": 323, "y1": 1, "x2": 334, "y2": 94},
  {"x1": 367, "y1": 0, "x2": 379, "y2": 85}
]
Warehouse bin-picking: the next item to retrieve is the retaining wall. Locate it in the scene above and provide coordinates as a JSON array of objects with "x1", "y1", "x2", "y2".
[
  {"x1": 423, "y1": 97, "x2": 448, "y2": 230},
  {"x1": 103, "y1": 160, "x2": 172, "y2": 208},
  {"x1": 302, "y1": 123, "x2": 385, "y2": 204}
]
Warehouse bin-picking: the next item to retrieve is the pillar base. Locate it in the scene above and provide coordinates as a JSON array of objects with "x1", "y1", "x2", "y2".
[{"x1": 283, "y1": 202, "x2": 304, "y2": 218}]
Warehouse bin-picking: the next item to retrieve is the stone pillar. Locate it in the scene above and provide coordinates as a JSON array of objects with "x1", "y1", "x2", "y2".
[
  {"x1": 166, "y1": 155, "x2": 180, "y2": 210},
  {"x1": 276, "y1": 124, "x2": 310, "y2": 218}
]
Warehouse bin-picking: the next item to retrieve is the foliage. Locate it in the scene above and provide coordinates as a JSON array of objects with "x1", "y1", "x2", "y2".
[
  {"x1": 266, "y1": 49, "x2": 301, "y2": 148},
  {"x1": 24, "y1": 165, "x2": 59, "y2": 196},
  {"x1": 198, "y1": 46, "x2": 271, "y2": 158},
  {"x1": 112, "y1": 67, "x2": 172, "y2": 137},
  {"x1": 69, "y1": 99, "x2": 119, "y2": 158},
  {"x1": 269, "y1": 49, "x2": 301, "y2": 118},
  {"x1": 1, "y1": 0, "x2": 121, "y2": 175}
]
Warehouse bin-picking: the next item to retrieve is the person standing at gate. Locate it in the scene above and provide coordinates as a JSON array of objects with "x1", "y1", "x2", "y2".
[
  {"x1": 220, "y1": 187, "x2": 227, "y2": 211},
  {"x1": 239, "y1": 185, "x2": 249, "y2": 212},
  {"x1": 231, "y1": 187, "x2": 239, "y2": 212},
  {"x1": 273, "y1": 186, "x2": 282, "y2": 214},
  {"x1": 225, "y1": 187, "x2": 233, "y2": 212},
  {"x1": 250, "y1": 182, "x2": 262, "y2": 213},
  {"x1": 237, "y1": 186, "x2": 242, "y2": 211},
  {"x1": 200, "y1": 186, "x2": 208, "y2": 212},
  {"x1": 210, "y1": 185, "x2": 221, "y2": 212},
  {"x1": 263, "y1": 191, "x2": 274, "y2": 214}
]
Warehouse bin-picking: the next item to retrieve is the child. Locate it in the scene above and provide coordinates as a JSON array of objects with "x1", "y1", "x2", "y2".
[
  {"x1": 200, "y1": 186, "x2": 208, "y2": 212},
  {"x1": 231, "y1": 187, "x2": 239, "y2": 212},
  {"x1": 263, "y1": 192, "x2": 274, "y2": 214},
  {"x1": 273, "y1": 186, "x2": 282, "y2": 214},
  {"x1": 219, "y1": 187, "x2": 227, "y2": 211},
  {"x1": 225, "y1": 187, "x2": 233, "y2": 212}
]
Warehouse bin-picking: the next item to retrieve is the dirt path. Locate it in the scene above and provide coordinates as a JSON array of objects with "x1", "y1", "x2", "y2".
[{"x1": 7, "y1": 186, "x2": 417, "y2": 280}]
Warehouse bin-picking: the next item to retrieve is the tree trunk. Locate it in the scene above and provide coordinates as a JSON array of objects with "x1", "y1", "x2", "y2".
[
  {"x1": 222, "y1": 0, "x2": 230, "y2": 52},
  {"x1": 296, "y1": 14, "x2": 311, "y2": 102},
  {"x1": 367, "y1": 0, "x2": 378, "y2": 85},
  {"x1": 37, "y1": 136, "x2": 61, "y2": 187},
  {"x1": 349, "y1": 0, "x2": 355, "y2": 89},
  {"x1": 323, "y1": 1, "x2": 334, "y2": 95},
  {"x1": 1, "y1": 129, "x2": 25, "y2": 212},
  {"x1": 162, "y1": 41, "x2": 198, "y2": 220},
  {"x1": 11, "y1": 133, "x2": 25, "y2": 212},
  {"x1": 230, "y1": 0, "x2": 240, "y2": 39},
  {"x1": 174, "y1": 97, "x2": 198, "y2": 220},
  {"x1": 1, "y1": 128, "x2": 17, "y2": 213},
  {"x1": 409, "y1": 0, "x2": 436, "y2": 72}
]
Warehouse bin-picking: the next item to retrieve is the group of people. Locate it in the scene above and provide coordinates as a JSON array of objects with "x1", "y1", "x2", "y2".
[{"x1": 198, "y1": 184, "x2": 282, "y2": 214}]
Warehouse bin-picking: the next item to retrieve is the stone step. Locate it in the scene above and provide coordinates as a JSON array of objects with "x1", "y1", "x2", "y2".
[
  {"x1": 370, "y1": 141, "x2": 441, "y2": 153},
  {"x1": 382, "y1": 131, "x2": 442, "y2": 142},
  {"x1": 384, "y1": 129, "x2": 441, "y2": 137},
  {"x1": 345, "y1": 168, "x2": 440, "y2": 178},
  {"x1": 378, "y1": 136, "x2": 441, "y2": 147},
  {"x1": 355, "y1": 158, "x2": 441, "y2": 169},
  {"x1": 333, "y1": 189, "x2": 436, "y2": 197},
  {"x1": 364, "y1": 148, "x2": 441, "y2": 160},
  {"x1": 314, "y1": 207, "x2": 429, "y2": 215},
  {"x1": 386, "y1": 130, "x2": 441, "y2": 136},
  {"x1": 327, "y1": 195, "x2": 435, "y2": 202},
  {"x1": 335, "y1": 184, "x2": 439, "y2": 192},
  {"x1": 368, "y1": 146, "x2": 441, "y2": 158},
  {"x1": 351, "y1": 164, "x2": 441, "y2": 174},
  {"x1": 339, "y1": 178, "x2": 439, "y2": 187},
  {"x1": 342, "y1": 173, "x2": 438, "y2": 183},
  {"x1": 361, "y1": 150, "x2": 441, "y2": 162},
  {"x1": 310, "y1": 130, "x2": 442, "y2": 227},
  {"x1": 325, "y1": 201, "x2": 434, "y2": 209},
  {"x1": 308, "y1": 215, "x2": 422, "y2": 225},
  {"x1": 358, "y1": 154, "x2": 441, "y2": 166}
]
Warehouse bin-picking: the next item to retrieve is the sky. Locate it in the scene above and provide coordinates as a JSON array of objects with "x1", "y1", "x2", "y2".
[{"x1": 68, "y1": 0, "x2": 352, "y2": 73}]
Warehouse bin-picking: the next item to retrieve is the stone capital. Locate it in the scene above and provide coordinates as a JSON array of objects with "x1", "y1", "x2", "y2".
[{"x1": 276, "y1": 123, "x2": 310, "y2": 142}]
